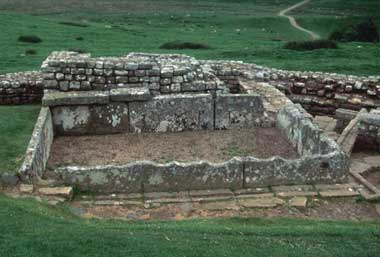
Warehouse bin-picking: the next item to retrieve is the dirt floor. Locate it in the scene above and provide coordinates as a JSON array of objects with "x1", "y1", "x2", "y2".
[{"x1": 48, "y1": 128, "x2": 299, "y2": 167}]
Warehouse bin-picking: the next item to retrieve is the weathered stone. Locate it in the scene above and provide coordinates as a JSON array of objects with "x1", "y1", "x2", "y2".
[
  {"x1": 319, "y1": 189, "x2": 359, "y2": 198},
  {"x1": 19, "y1": 108, "x2": 54, "y2": 181},
  {"x1": 289, "y1": 196, "x2": 307, "y2": 209},
  {"x1": 51, "y1": 103, "x2": 129, "y2": 135},
  {"x1": 42, "y1": 91, "x2": 109, "y2": 106},
  {"x1": 199, "y1": 200, "x2": 239, "y2": 210},
  {"x1": 110, "y1": 87, "x2": 152, "y2": 102},
  {"x1": 38, "y1": 186, "x2": 74, "y2": 200},
  {"x1": 53, "y1": 158, "x2": 243, "y2": 193},
  {"x1": 215, "y1": 94, "x2": 265, "y2": 129},
  {"x1": 238, "y1": 197, "x2": 284, "y2": 208},
  {"x1": 129, "y1": 94, "x2": 213, "y2": 133},
  {"x1": 20, "y1": 184, "x2": 34, "y2": 193}
]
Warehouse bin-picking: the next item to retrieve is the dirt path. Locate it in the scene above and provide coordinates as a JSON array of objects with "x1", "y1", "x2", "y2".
[{"x1": 278, "y1": 0, "x2": 320, "y2": 40}]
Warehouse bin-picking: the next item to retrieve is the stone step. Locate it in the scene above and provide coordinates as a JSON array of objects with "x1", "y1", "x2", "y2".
[{"x1": 38, "y1": 186, "x2": 74, "y2": 200}]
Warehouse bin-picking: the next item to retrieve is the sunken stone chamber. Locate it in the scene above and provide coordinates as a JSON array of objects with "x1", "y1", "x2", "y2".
[{"x1": 19, "y1": 52, "x2": 349, "y2": 193}]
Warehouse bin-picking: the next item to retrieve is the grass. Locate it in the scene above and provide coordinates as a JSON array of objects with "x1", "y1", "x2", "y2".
[
  {"x1": 0, "y1": 0, "x2": 378, "y2": 75},
  {"x1": 284, "y1": 40, "x2": 338, "y2": 51},
  {"x1": 0, "y1": 194, "x2": 379, "y2": 257},
  {"x1": 0, "y1": 105, "x2": 40, "y2": 174}
]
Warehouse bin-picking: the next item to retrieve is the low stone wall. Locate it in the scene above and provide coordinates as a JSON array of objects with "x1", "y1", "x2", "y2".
[
  {"x1": 43, "y1": 90, "x2": 267, "y2": 135},
  {"x1": 49, "y1": 152, "x2": 348, "y2": 194},
  {"x1": 0, "y1": 71, "x2": 44, "y2": 105},
  {"x1": 46, "y1": 104, "x2": 348, "y2": 193},
  {"x1": 277, "y1": 104, "x2": 339, "y2": 156},
  {"x1": 201, "y1": 60, "x2": 380, "y2": 115},
  {"x1": 19, "y1": 107, "x2": 54, "y2": 182},
  {"x1": 335, "y1": 108, "x2": 380, "y2": 151},
  {"x1": 50, "y1": 159, "x2": 243, "y2": 193}
]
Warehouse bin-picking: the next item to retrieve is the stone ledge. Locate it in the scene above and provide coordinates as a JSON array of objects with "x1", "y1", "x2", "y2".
[
  {"x1": 42, "y1": 91, "x2": 110, "y2": 106},
  {"x1": 110, "y1": 87, "x2": 152, "y2": 102}
]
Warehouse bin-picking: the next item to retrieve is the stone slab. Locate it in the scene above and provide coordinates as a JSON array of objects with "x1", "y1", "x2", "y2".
[
  {"x1": 38, "y1": 186, "x2": 73, "y2": 200},
  {"x1": 42, "y1": 91, "x2": 109, "y2": 106},
  {"x1": 215, "y1": 94, "x2": 265, "y2": 129},
  {"x1": 199, "y1": 200, "x2": 239, "y2": 211},
  {"x1": 52, "y1": 103, "x2": 129, "y2": 135},
  {"x1": 319, "y1": 189, "x2": 359, "y2": 198},
  {"x1": 110, "y1": 87, "x2": 152, "y2": 102},
  {"x1": 289, "y1": 197, "x2": 308, "y2": 209},
  {"x1": 129, "y1": 94, "x2": 213, "y2": 133},
  {"x1": 238, "y1": 197, "x2": 284, "y2": 208},
  {"x1": 20, "y1": 184, "x2": 34, "y2": 194}
]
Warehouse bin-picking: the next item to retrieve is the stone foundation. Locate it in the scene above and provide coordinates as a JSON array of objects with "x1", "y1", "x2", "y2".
[{"x1": 17, "y1": 51, "x2": 351, "y2": 192}]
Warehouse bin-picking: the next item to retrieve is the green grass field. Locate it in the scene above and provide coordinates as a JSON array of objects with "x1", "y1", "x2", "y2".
[
  {"x1": 0, "y1": 194, "x2": 379, "y2": 257},
  {"x1": 0, "y1": 0, "x2": 379, "y2": 75},
  {"x1": 0, "y1": 106, "x2": 40, "y2": 174}
]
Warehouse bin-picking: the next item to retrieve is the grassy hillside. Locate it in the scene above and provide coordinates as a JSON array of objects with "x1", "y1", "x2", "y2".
[
  {"x1": 0, "y1": 0, "x2": 379, "y2": 75},
  {"x1": 0, "y1": 194, "x2": 379, "y2": 257}
]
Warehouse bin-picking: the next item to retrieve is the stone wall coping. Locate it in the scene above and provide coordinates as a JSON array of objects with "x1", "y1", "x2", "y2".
[
  {"x1": 110, "y1": 87, "x2": 152, "y2": 102},
  {"x1": 42, "y1": 91, "x2": 110, "y2": 106}
]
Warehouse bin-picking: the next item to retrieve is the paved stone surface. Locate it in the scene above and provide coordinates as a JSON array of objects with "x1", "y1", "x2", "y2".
[
  {"x1": 200, "y1": 200, "x2": 239, "y2": 211},
  {"x1": 236, "y1": 193, "x2": 274, "y2": 199},
  {"x1": 272, "y1": 185, "x2": 315, "y2": 192},
  {"x1": 189, "y1": 189, "x2": 234, "y2": 197},
  {"x1": 238, "y1": 197, "x2": 284, "y2": 208},
  {"x1": 289, "y1": 196, "x2": 308, "y2": 209},
  {"x1": 315, "y1": 184, "x2": 354, "y2": 191},
  {"x1": 319, "y1": 189, "x2": 359, "y2": 198},
  {"x1": 38, "y1": 187, "x2": 73, "y2": 200},
  {"x1": 276, "y1": 191, "x2": 318, "y2": 197},
  {"x1": 234, "y1": 187, "x2": 270, "y2": 195},
  {"x1": 19, "y1": 184, "x2": 34, "y2": 194}
]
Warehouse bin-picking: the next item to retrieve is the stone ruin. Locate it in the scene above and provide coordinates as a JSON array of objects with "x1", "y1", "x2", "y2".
[{"x1": 16, "y1": 51, "x2": 352, "y2": 194}]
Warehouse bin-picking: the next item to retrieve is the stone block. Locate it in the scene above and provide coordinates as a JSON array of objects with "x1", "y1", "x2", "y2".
[
  {"x1": 215, "y1": 94, "x2": 265, "y2": 129},
  {"x1": 52, "y1": 103, "x2": 129, "y2": 135},
  {"x1": 129, "y1": 94, "x2": 213, "y2": 133},
  {"x1": 110, "y1": 87, "x2": 152, "y2": 102},
  {"x1": 289, "y1": 196, "x2": 307, "y2": 209},
  {"x1": 20, "y1": 184, "x2": 34, "y2": 194},
  {"x1": 142, "y1": 159, "x2": 243, "y2": 192},
  {"x1": 238, "y1": 197, "x2": 284, "y2": 208},
  {"x1": 38, "y1": 186, "x2": 73, "y2": 200},
  {"x1": 42, "y1": 91, "x2": 109, "y2": 106}
]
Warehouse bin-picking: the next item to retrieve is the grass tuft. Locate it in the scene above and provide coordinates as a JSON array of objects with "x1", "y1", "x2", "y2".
[
  {"x1": 18, "y1": 35, "x2": 42, "y2": 43},
  {"x1": 283, "y1": 40, "x2": 338, "y2": 51},
  {"x1": 59, "y1": 21, "x2": 89, "y2": 27},
  {"x1": 160, "y1": 41, "x2": 211, "y2": 50},
  {"x1": 25, "y1": 49, "x2": 37, "y2": 55}
]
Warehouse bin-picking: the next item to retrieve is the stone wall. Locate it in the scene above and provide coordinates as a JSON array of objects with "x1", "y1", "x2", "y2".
[
  {"x1": 202, "y1": 60, "x2": 380, "y2": 115},
  {"x1": 42, "y1": 90, "x2": 267, "y2": 135},
  {"x1": 19, "y1": 107, "x2": 54, "y2": 182},
  {"x1": 277, "y1": 104, "x2": 339, "y2": 156},
  {"x1": 0, "y1": 71, "x2": 43, "y2": 105},
  {"x1": 46, "y1": 104, "x2": 349, "y2": 193},
  {"x1": 41, "y1": 51, "x2": 226, "y2": 96},
  {"x1": 335, "y1": 108, "x2": 380, "y2": 151}
]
